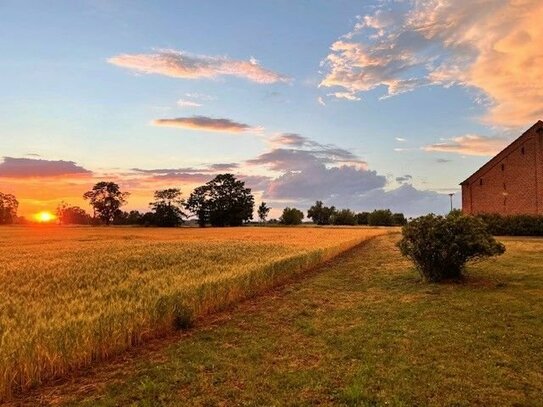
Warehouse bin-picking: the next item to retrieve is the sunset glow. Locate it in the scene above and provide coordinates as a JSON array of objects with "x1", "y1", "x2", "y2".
[
  {"x1": 33, "y1": 211, "x2": 56, "y2": 223},
  {"x1": 2, "y1": 1, "x2": 542, "y2": 218}
]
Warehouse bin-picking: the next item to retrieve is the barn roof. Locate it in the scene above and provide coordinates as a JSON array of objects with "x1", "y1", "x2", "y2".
[{"x1": 460, "y1": 120, "x2": 543, "y2": 186}]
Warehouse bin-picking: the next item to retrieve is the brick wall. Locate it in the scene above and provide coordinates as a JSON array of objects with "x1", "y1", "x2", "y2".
[{"x1": 462, "y1": 123, "x2": 543, "y2": 215}]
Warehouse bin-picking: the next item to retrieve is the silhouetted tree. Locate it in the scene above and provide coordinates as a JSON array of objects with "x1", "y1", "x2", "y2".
[
  {"x1": 83, "y1": 182, "x2": 129, "y2": 225},
  {"x1": 332, "y1": 209, "x2": 357, "y2": 225},
  {"x1": 140, "y1": 211, "x2": 157, "y2": 226},
  {"x1": 280, "y1": 207, "x2": 304, "y2": 225},
  {"x1": 56, "y1": 202, "x2": 91, "y2": 225},
  {"x1": 126, "y1": 210, "x2": 144, "y2": 225},
  {"x1": 185, "y1": 185, "x2": 209, "y2": 227},
  {"x1": 0, "y1": 192, "x2": 18, "y2": 224},
  {"x1": 257, "y1": 202, "x2": 271, "y2": 224},
  {"x1": 356, "y1": 212, "x2": 370, "y2": 225},
  {"x1": 307, "y1": 201, "x2": 336, "y2": 225},
  {"x1": 186, "y1": 174, "x2": 254, "y2": 227},
  {"x1": 150, "y1": 188, "x2": 186, "y2": 227}
]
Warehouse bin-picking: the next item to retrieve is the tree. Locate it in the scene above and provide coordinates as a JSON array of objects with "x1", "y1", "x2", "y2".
[
  {"x1": 392, "y1": 213, "x2": 407, "y2": 226},
  {"x1": 280, "y1": 207, "x2": 304, "y2": 225},
  {"x1": 56, "y1": 202, "x2": 91, "y2": 225},
  {"x1": 398, "y1": 213, "x2": 505, "y2": 282},
  {"x1": 185, "y1": 174, "x2": 254, "y2": 227},
  {"x1": 186, "y1": 185, "x2": 210, "y2": 227},
  {"x1": 126, "y1": 210, "x2": 144, "y2": 225},
  {"x1": 307, "y1": 201, "x2": 336, "y2": 225},
  {"x1": 150, "y1": 188, "x2": 186, "y2": 227},
  {"x1": 356, "y1": 212, "x2": 370, "y2": 225},
  {"x1": 257, "y1": 202, "x2": 271, "y2": 224},
  {"x1": 83, "y1": 182, "x2": 129, "y2": 225},
  {"x1": 368, "y1": 209, "x2": 394, "y2": 226},
  {"x1": 332, "y1": 209, "x2": 357, "y2": 225},
  {"x1": 0, "y1": 192, "x2": 18, "y2": 224}
]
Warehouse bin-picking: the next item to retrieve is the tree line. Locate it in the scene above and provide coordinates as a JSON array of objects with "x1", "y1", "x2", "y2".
[
  {"x1": 65, "y1": 174, "x2": 257, "y2": 227},
  {"x1": 278, "y1": 201, "x2": 406, "y2": 226},
  {"x1": 0, "y1": 173, "x2": 406, "y2": 227}
]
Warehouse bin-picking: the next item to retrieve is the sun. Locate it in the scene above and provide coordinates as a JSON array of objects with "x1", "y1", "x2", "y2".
[{"x1": 33, "y1": 211, "x2": 57, "y2": 223}]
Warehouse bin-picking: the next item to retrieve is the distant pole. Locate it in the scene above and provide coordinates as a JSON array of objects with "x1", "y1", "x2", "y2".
[{"x1": 448, "y1": 193, "x2": 454, "y2": 212}]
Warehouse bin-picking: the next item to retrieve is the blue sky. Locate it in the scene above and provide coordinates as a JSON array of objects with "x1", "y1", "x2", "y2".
[{"x1": 1, "y1": 0, "x2": 541, "y2": 217}]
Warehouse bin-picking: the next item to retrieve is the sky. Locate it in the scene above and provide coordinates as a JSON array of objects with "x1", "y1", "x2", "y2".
[{"x1": 1, "y1": 0, "x2": 542, "y2": 218}]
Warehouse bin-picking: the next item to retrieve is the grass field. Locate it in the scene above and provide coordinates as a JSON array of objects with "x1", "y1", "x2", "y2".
[
  {"x1": 0, "y1": 226, "x2": 387, "y2": 401},
  {"x1": 19, "y1": 233, "x2": 543, "y2": 406}
]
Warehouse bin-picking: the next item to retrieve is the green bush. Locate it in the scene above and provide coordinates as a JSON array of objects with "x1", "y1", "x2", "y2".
[
  {"x1": 392, "y1": 213, "x2": 407, "y2": 226},
  {"x1": 332, "y1": 209, "x2": 357, "y2": 225},
  {"x1": 398, "y1": 213, "x2": 505, "y2": 282},
  {"x1": 280, "y1": 207, "x2": 304, "y2": 225},
  {"x1": 477, "y1": 213, "x2": 543, "y2": 236},
  {"x1": 368, "y1": 209, "x2": 394, "y2": 226},
  {"x1": 356, "y1": 212, "x2": 369, "y2": 225}
]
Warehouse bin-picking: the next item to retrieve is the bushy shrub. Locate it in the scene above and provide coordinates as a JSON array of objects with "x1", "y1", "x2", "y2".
[
  {"x1": 368, "y1": 209, "x2": 394, "y2": 226},
  {"x1": 398, "y1": 213, "x2": 505, "y2": 282},
  {"x1": 280, "y1": 207, "x2": 304, "y2": 225},
  {"x1": 332, "y1": 209, "x2": 357, "y2": 225},
  {"x1": 392, "y1": 213, "x2": 407, "y2": 226},
  {"x1": 477, "y1": 213, "x2": 543, "y2": 236}
]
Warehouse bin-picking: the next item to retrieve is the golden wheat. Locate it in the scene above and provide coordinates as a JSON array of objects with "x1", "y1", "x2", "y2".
[{"x1": 0, "y1": 226, "x2": 388, "y2": 399}]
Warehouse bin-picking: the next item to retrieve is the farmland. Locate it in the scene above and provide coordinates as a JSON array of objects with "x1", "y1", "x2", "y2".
[
  {"x1": 23, "y1": 233, "x2": 543, "y2": 406},
  {"x1": 0, "y1": 226, "x2": 387, "y2": 400}
]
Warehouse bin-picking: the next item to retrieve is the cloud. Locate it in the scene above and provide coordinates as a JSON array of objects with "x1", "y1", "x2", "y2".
[
  {"x1": 327, "y1": 91, "x2": 361, "y2": 101},
  {"x1": 317, "y1": 96, "x2": 326, "y2": 106},
  {"x1": 348, "y1": 184, "x2": 455, "y2": 217},
  {"x1": 0, "y1": 157, "x2": 92, "y2": 178},
  {"x1": 263, "y1": 164, "x2": 386, "y2": 202},
  {"x1": 436, "y1": 158, "x2": 452, "y2": 163},
  {"x1": 177, "y1": 99, "x2": 202, "y2": 108},
  {"x1": 109, "y1": 49, "x2": 289, "y2": 84},
  {"x1": 209, "y1": 163, "x2": 239, "y2": 171},
  {"x1": 395, "y1": 137, "x2": 406, "y2": 142},
  {"x1": 271, "y1": 133, "x2": 311, "y2": 147},
  {"x1": 247, "y1": 132, "x2": 455, "y2": 216},
  {"x1": 423, "y1": 134, "x2": 508, "y2": 156},
  {"x1": 320, "y1": 0, "x2": 543, "y2": 126},
  {"x1": 395, "y1": 174, "x2": 413, "y2": 183},
  {"x1": 152, "y1": 116, "x2": 256, "y2": 133}
]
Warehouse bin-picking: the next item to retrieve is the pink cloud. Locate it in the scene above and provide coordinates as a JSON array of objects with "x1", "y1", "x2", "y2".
[
  {"x1": 152, "y1": 116, "x2": 256, "y2": 133},
  {"x1": 109, "y1": 50, "x2": 289, "y2": 84},
  {"x1": 423, "y1": 134, "x2": 508, "y2": 156},
  {"x1": 0, "y1": 157, "x2": 92, "y2": 178}
]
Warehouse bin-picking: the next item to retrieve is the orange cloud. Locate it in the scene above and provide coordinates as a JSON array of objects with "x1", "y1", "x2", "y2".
[
  {"x1": 152, "y1": 116, "x2": 256, "y2": 133},
  {"x1": 321, "y1": 0, "x2": 543, "y2": 127},
  {"x1": 423, "y1": 134, "x2": 508, "y2": 156},
  {"x1": 109, "y1": 50, "x2": 289, "y2": 84}
]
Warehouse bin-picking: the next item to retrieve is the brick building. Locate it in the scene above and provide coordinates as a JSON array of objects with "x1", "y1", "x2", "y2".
[{"x1": 461, "y1": 120, "x2": 543, "y2": 215}]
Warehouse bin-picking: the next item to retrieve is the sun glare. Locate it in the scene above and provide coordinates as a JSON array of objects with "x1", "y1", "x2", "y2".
[{"x1": 33, "y1": 211, "x2": 56, "y2": 223}]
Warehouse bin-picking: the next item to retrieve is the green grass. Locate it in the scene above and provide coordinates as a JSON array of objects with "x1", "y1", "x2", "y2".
[{"x1": 23, "y1": 234, "x2": 543, "y2": 406}]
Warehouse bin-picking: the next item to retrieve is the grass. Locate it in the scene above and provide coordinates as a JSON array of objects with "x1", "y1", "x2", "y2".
[
  {"x1": 0, "y1": 226, "x2": 387, "y2": 401},
  {"x1": 22, "y1": 233, "x2": 543, "y2": 406}
]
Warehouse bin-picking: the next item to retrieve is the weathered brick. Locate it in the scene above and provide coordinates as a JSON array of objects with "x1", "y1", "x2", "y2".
[{"x1": 461, "y1": 120, "x2": 543, "y2": 215}]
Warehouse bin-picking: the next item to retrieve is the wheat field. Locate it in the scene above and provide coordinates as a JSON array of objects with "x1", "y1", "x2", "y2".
[{"x1": 0, "y1": 226, "x2": 387, "y2": 400}]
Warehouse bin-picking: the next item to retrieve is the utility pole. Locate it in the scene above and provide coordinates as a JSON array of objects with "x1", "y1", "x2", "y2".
[{"x1": 448, "y1": 193, "x2": 454, "y2": 212}]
